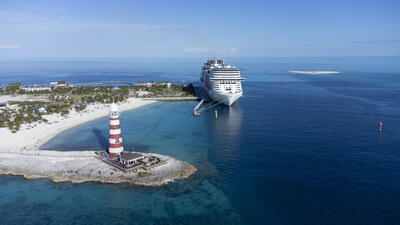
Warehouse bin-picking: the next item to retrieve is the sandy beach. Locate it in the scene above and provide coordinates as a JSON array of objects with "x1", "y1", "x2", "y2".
[
  {"x1": 0, "y1": 97, "x2": 156, "y2": 151},
  {"x1": 0, "y1": 97, "x2": 197, "y2": 185}
]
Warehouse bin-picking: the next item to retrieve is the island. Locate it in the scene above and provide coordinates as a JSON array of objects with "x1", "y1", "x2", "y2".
[
  {"x1": 289, "y1": 70, "x2": 340, "y2": 74},
  {"x1": 0, "y1": 81, "x2": 197, "y2": 186}
]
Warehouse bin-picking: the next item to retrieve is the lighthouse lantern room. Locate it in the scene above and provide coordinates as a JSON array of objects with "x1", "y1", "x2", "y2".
[{"x1": 108, "y1": 103, "x2": 123, "y2": 157}]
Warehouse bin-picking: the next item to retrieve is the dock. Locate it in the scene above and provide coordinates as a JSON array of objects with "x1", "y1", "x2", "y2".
[
  {"x1": 191, "y1": 83, "x2": 223, "y2": 116},
  {"x1": 192, "y1": 83, "x2": 208, "y2": 116},
  {"x1": 193, "y1": 99, "x2": 204, "y2": 116},
  {"x1": 70, "y1": 81, "x2": 136, "y2": 87}
]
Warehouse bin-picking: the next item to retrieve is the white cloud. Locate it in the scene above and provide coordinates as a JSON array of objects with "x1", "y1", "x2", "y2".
[
  {"x1": 0, "y1": 10, "x2": 179, "y2": 31},
  {"x1": 0, "y1": 44, "x2": 19, "y2": 49},
  {"x1": 184, "y1": 47, "x2": 238, "y2": 54}
]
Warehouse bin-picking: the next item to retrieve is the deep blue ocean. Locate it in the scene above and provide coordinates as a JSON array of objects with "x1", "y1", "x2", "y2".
[{"x1": 1, "y1": 57, "x2": 400, "y2": 225}]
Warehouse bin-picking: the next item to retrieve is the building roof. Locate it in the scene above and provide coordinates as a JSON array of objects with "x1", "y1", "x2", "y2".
[{"x1": 119, "y1": 152, "x2": 143, "y2": 161}]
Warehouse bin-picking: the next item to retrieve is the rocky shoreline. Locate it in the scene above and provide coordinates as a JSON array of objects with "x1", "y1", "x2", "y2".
[{"x1": 0, "y1": 150, "x2": 197, "y2": 186}]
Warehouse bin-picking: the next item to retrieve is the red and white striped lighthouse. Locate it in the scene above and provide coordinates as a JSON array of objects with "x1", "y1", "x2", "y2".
[{"x1": 108, "y1": 103, "x2": 123, "y2": 157}]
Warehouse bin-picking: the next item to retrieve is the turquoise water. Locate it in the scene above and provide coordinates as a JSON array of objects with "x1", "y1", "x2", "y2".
[
  {"x1": 1, "y1": 57, "x2": 400, "y2": 224},
  {"x1": 14, "y1": 102, "x2": 243, "y2": 224}
]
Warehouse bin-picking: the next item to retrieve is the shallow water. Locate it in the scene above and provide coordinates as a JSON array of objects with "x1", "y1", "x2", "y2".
[{"x1": 2, "y1": 57, "x2": 400, "y2": 224}]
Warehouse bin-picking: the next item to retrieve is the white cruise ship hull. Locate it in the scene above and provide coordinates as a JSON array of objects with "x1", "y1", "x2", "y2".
[
  {"x1": 200, "y1": 59, "x2": 244, "y2": 107},
  {"x1": 207, "y1": 88, "x2": 242, "y2": 106}
]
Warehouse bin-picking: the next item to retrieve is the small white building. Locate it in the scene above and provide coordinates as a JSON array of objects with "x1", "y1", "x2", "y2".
[
  {"x1": 119, "y1": 152, "x2": 145, "y2": 168},
  {"x1": 21, "y1": 85, "x2": 52, "y2": 92}
]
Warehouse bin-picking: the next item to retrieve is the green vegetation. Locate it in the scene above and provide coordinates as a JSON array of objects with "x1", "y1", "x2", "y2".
[
  {"x1": 0, "y1": 84, "x2": 129, "y2": 132},
  {"x1": 0, "y1": 82, "x2": 52, "y2": 95},
  {"x1": 0, "y1": 82, "x2": 194, "y2": 132},
  {"x1": 132, "y1": 82, "x2": 195, "y2": 98},
  {"x1": 1, "y1": 82, "x2": 21, "y2": 95},
  {"x1": 0, "y1": 101, "x2": 47, "y2": 133}
]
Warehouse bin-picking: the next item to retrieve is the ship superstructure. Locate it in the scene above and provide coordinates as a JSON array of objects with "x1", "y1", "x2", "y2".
[{"x1": 200, "y1": 59, "x2": 244, "y2": 106}]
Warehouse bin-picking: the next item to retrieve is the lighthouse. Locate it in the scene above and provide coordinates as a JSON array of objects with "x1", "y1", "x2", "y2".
[{"x1": 108, "y1": 103, "x2": 123, "y2": 157}]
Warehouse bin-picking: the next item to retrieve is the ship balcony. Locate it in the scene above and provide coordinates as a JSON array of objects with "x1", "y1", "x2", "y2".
[{"x1": 209, "y1": 77, "x2": 244, "y2": 81}]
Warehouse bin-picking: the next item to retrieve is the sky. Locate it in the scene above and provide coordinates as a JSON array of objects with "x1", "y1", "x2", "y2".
[{"x1": 0, "y1": 0, "x2": 399, "y2": 58}]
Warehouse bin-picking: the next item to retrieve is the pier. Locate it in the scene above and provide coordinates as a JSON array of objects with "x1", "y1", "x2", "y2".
[
  {"x1": 70, "y1": 81, "x2": 179, "y2": 87},
  {"x1": 191, "y1": 83, "x2": 223, "y2": 116},
  {"x1": 70, "y1": 81, "x2": 135, "y2": 87},
  {"x1": 192, "y1": 83, "x2": 210, "y2": 116},
  {"x1": 193, "y1": 99, "x2": 204, "y2": 116}
]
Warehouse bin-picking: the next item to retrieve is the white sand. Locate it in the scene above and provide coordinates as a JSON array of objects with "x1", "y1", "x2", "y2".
[
  {"x1": 289, "y1": 70, "x2": 340, "y2": 74},
  {"x1": 0, "y1": 98, "x2": 156, "y2": 152},
  {"x1": 0, "y1": 97, "x2": 198, "y2": 186}
]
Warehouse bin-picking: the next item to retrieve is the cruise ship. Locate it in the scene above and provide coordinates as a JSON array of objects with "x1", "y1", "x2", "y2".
[{"x1": 200, "y1": 59, "x2": 244, "y2": 106}]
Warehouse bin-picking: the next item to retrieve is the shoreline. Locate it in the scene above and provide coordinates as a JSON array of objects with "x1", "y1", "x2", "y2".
[
  {"x1": 0, "y1": 98, "x2": 198, "y2": 186},
  {"x1": 0, "y1": 97, "x2": 156, "y2": 151}
]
